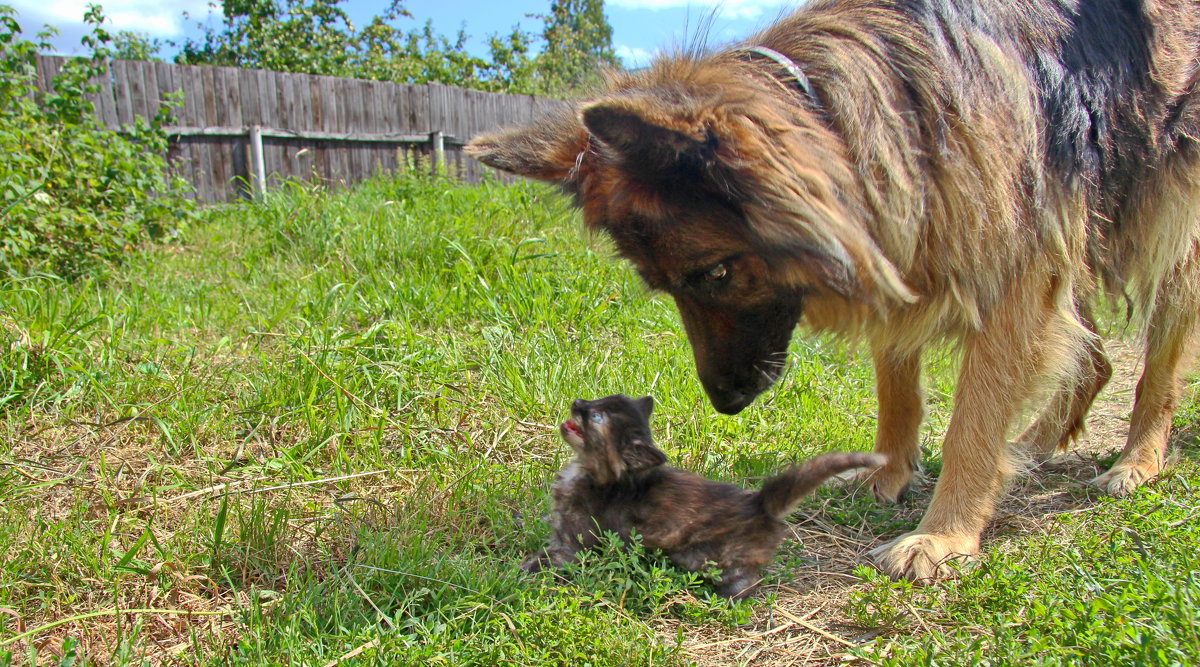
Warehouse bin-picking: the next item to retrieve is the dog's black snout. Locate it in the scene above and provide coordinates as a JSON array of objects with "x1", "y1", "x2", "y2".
[
  {"x1": 711, "y1": 391, "x2": 752, "y2": 415},
  {"x1": 703, "y1": 380, "x2": 753, "y2": 414}
]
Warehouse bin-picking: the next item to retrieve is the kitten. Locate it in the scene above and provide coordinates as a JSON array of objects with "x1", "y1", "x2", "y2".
[{"x1": 523, "y1": 394, "x2": 885, "y2": 598}]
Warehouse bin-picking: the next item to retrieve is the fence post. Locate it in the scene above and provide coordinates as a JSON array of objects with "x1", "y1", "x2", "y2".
[
  {"x1": 430, "y1": 130, "x2": 444, "y2": 175},
  {"x1": 249, "y1": 125, "x2": 267, "y2": 199}
]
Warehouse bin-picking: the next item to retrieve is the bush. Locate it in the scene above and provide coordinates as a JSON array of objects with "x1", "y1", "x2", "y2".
[{"x1": 0, "y1": 4, "x2": 192, "y2": 279}]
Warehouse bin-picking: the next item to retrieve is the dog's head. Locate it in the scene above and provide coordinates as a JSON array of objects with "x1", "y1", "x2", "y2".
[
  {"x1": 561, "y1": 394, "x2": 666, "y2": 485},
  {"x1": 469, "y1": 61, "x2": 913, "y2": 413}
]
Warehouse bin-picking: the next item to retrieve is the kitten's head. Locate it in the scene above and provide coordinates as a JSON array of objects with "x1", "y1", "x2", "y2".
[{"x1": 560, "y1": 394, "x2": 666, "y2": 484}]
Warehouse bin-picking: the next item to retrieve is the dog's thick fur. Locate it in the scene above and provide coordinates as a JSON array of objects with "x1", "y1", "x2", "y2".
[
  {"x1": 524, "y1": 394, "x2": 885, "y2": 597},
  {"x1": 469, "y1": 0, "x2": 1200, "y2": 580}
]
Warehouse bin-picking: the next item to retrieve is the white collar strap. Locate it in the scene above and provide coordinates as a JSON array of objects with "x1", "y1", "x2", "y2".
[{"x1": 736, "y1": 46, "x2": 821, "y2": 108}]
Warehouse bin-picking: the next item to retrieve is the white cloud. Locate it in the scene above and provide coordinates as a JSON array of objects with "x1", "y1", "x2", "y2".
[
  {"x1": 615, "y1": 44, "x2": 655, "y2": 68},
  {"x1": 14, "y1": 0, "x2": 213, "y2": 38},
  {"x1": 607, "y1": 0, "x2": 792, "y2": 21}
]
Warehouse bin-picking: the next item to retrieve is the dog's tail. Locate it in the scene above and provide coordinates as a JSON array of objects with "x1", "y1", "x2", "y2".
[{"x1": 758, "y1": 452, "x2": 886, "y2": 520}]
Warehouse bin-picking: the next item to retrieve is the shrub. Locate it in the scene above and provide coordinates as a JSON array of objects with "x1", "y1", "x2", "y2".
[{"x1": 0, "y1": 4, "x2": 192, "y2": 279}]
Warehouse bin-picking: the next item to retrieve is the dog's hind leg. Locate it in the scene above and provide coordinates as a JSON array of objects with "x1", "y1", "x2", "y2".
[
  {"x1": 1015, "y1": 303, "x2": 1112, "y2": 461},
  {"x1": 858, "y1": 344, "x2": 925, "y2": 503},
  {"x1": 1094, "y1": 246, "x2": 1200, "y2": 495},
  {"x1": 871, "y1": 265, "x2": 1079, "y2": 580}
]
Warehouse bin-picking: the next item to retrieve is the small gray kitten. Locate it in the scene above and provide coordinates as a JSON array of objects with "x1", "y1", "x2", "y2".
[{"x1": 523, "y1": 394, "x2": 884, "y2": 598}]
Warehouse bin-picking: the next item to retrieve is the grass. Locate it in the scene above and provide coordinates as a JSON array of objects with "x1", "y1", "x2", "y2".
[
  {"x1": 848, "y1": 469, "x2": 1200, "y2": 665},
  {"x1": 0, "y1": 172, "x2": 1197, "y2": 665}
]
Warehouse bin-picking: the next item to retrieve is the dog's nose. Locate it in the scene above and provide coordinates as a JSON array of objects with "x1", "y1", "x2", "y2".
[{"x1": 711, "y1": 390, "x2": 752, "y2": 415}]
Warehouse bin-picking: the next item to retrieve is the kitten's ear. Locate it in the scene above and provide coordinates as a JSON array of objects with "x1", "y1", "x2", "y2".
[
  {"x1": 623, "y1": 437, "x2": 667, "y2": 472},
  {"x1": 635, "y1": 396, "x2": 654, "y2": 419}
]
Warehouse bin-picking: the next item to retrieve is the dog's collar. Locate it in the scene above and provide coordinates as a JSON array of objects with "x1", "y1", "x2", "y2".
[{"x1": 736, "y1": 46, "x2": 820, "y2": 108}]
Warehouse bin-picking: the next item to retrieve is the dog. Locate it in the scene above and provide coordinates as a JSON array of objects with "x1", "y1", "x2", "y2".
[
  {"x1": 468, "y1": 0, "x2": 1200, "y2": 580},
  {"x1": 522, "y1": 394, "x2": 884, "y2": 598}
]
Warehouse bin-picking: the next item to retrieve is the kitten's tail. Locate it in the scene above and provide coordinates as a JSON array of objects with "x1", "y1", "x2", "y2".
[{"x1": 758, "y1": 452, "x2": 886, "y2": 520}]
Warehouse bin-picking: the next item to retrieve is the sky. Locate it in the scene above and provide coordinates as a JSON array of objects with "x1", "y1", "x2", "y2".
[{"x1": 11, "y1": 0, "x2": 801, "y2": 69}]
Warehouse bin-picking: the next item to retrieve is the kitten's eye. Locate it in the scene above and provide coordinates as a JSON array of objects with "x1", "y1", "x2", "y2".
[
  {"x1": 704, "y1": 263, "x2": 729, "y2": 281},
  {"x1": 590, "y1": 412, "x2": 605, "y2": 424}
]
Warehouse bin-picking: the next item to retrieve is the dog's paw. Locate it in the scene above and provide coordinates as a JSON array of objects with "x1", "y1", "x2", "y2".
[
  {"x1": 1014, "y1": 419, "x2": 1076, "y2": 463},
  {"x1": 836, "y1": 460, "x2": 915, "y2": 504},
  {"x1": 869, "y1": 532, "x2": 978, "y2": 581},
  {"x1": 1092, "y1": 463, "x2": 1157, "y2": 497}
]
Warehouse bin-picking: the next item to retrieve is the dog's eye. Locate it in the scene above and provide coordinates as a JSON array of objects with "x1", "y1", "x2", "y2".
[
  {"x1": 704, "y1": 263, "x2": 729, "y2": 281},
  {"x1": 590, "y1": 412, "x2": 605, "y2": 424}
]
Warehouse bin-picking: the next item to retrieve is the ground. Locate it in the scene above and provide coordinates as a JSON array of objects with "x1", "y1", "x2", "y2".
[
  {"x1": 2, "y1": 179, "x2": 1196, "y2": 665},
  {"x1": 660, "y1": 340, "x2": 1160, "y2": 666}
]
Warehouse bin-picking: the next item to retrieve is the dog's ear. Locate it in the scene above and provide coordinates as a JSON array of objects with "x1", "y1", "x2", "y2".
[
  {"x1": 622, "y1": 436, "x2": 667, "y2": 473},
  {"x1": 581, "y1": 97, "x2": 714, "y2": 172},
  {"x1": 635, "y1": 395, "x2": 654, "y2": 419},
  {"x1": 466, "y1": 107, "x2": 589, "y2": 184}
]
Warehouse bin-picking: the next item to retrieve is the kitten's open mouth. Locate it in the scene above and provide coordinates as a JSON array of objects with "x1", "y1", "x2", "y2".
[
  {"x1": 560, "y1": 419, "x2": 582, "y2": 438},
  {"x1": 560, "y1": 418, "x2": 585, "y2": 448}
]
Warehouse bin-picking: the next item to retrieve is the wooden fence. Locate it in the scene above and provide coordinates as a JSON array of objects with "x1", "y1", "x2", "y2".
[{"x1": 35, "y1": 56, "x2": 567, "y2": 203}]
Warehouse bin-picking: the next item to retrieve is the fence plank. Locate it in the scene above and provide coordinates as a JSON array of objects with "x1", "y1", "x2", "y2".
[
  {"x1": 112, "y1": 60, "x2": 134, "y2": 125},
  {"x1": 88, "y1": 59, "x2": 119, "y2": 129},
  {"x1": 35, "y1": 55, "x2": 65, "y2": 92},
  {"x1": 310, "y1": 75, "x2": 329, "y2": 182},
  {"x1": 180, "y1": 68, "x2": 207, "y2": 201},
  {"x1": 219, "y1": 67, "x2": 244, "y2": 127},
  {"x1": 366, "y1": 81, "x2": 385, "y2": 174},
  {"x1": 223, "y1": 68, "x2": 247, "y2": 192},
  {"x1": 333, "y1": 76, "x2": 350, "y2": 182},
  {"x1": 153, "y1": 61, "x2": 177, "y2": 121},
  {"x1": 256, "y1": 69, "x2": 274, "y2": 128},
  {"x1": 81, "y1": 59, "x2": 105, "y2": 123},
  {"x1": 238, "y1": 68, "x2": 260, "y2": 126},
  {"x1": 127, "y1": 60, "x2": 151, "y2": 122},
  {"x1": 134, "y1": 61, "x2": 158, "y2": 123}
]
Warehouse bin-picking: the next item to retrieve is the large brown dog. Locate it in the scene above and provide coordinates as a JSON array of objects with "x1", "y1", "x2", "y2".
[{"x1": 467, "y1": 0, "x2": 1200, "y2": 580}]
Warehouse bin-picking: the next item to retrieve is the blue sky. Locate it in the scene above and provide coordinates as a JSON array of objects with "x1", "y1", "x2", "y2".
[{"x1": 12, "y1": 0, "x2": 800, "y2": 68}]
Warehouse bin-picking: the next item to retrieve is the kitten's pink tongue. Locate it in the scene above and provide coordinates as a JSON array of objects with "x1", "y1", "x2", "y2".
[{"x1": 561, "y1": 420, "x2": 581, "y2": 437}]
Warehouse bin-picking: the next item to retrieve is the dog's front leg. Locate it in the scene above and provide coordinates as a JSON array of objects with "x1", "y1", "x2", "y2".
[
  {"x1": 871, "y1": 269, "x2": 1070, "y2": 580},
  {"x1": 870, "y1": 334, "x2": 1009, "y2": 579},
  {"x1": 859, "y1": 344, "x2": 925, "y2": 503}
]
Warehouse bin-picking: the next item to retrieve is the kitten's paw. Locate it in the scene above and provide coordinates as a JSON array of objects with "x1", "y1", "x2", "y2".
[
  {"x1": 869, "y1": 532, "x2": 978, "y2": 581},
  {"x1": 1091, "y1": 462, "x2": 1158, "y2": 497},
  {"x1": 715, "y1": 571, "x2": 759, "y2": 599},
  {"x1": 520, "y1": 555, "x2": 545, "y2": 573}
]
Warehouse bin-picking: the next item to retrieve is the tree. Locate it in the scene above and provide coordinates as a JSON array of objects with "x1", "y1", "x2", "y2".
[
  {"x1": 174, "y1": 0, "x2": 621, "y2": 97},
  {"x1": 536, "y1": 0, "x2": 619, "y2": 91},
  {"x1": 111, "y1": 31, "x2": 164, "y2": 61},
  {"x1": 175, "y1": 0, "x2": 389, "y2": 76}
]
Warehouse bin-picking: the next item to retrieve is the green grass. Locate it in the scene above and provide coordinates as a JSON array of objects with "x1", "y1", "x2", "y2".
[
  {"x1": 1, "y1": 172, "x2": 1197, "y2": 665},
  {"x1": 847, "y1": 469, "x2": 1200, "y2": 665}
]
